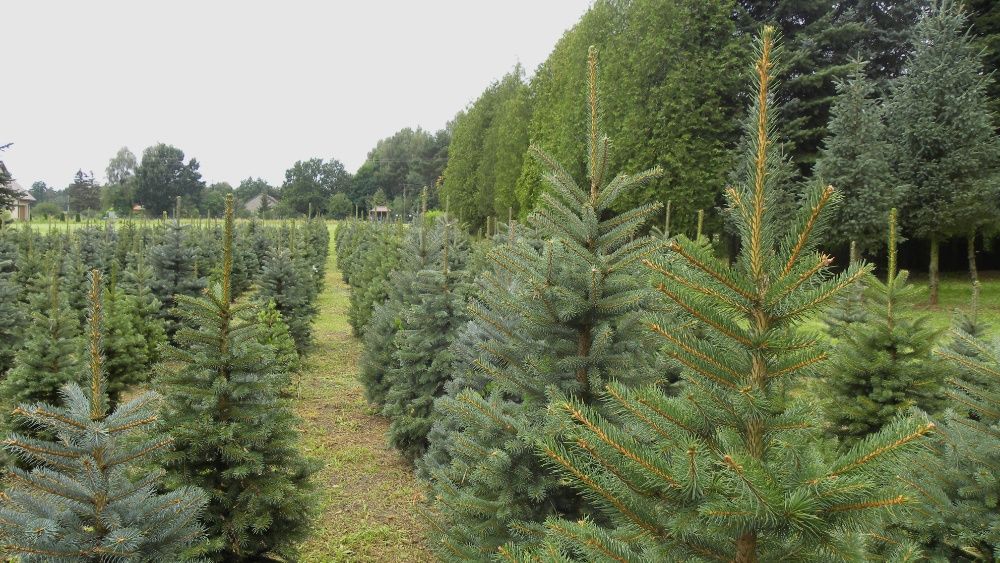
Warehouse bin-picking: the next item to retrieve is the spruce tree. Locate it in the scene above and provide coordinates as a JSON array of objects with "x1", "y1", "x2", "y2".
[
  {"x1": 815, "y1": 63, "x2": 895, "y2": 257},
  {"x1": 382, "y1": 216, "x2": 471, "y2": 461},
  {"x1": 258, "y1": 245, "x2": 318, "y2": 354},
  {"x1": 101, "y1": 265, "x2": 151, "y2": 406},
  {"x1": 0, "y1": 270, "x2": 206, "y2": 562},
  {"x1": 888, "y1": 1, "x2": 1000, "y2": 304},
  {"x1": 916, "y1": 327, "x2": 1000, "y2": 560},
  {"x1": 347, "y1": 222, "x2": 402, "y2": 335},
  {"x1": 157, "y1": 195, "x2": 316, "y2": 561},
  {"x1": 1, "y1": 260, "x2": 81, "y2": 407},
  {"x1": 422, "y1": 46, "x2": 666, "y2": 559},
  {"x1": 826, "y1": 209, "x2": 947, "y2": 447},
  {"x1": 257, "y1": 299, "x2": 299, "y2": 375},
  {"x1": 150, "y1": 218, "x2": 204, "y2": 337},
  {"x1": 359, "y1": 214, "x2": 456, "y2": 407},
  {"x1": 121, "y1": 243, "x2": 168, "y2": 366},
  {"x1": 0, "y1": 259, "x2": 26, "y2": 375},
  {"x1": 502, "y1": 29, "x2": 935, "y2": 561}
]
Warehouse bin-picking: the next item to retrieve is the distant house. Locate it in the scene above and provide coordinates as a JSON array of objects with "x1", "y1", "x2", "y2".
[
  {"x1": 369, "y1": 205, "x2": 390, "y2": 221},
  {"x1": 4, "y1": 178, "x2": 35, "y2": 222},
  {"x1": 244, "y1": 193, "x2": 278, "y2": 213}
]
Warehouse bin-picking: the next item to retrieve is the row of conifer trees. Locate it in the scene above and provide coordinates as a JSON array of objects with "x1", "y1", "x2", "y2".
[
  {"x1": 0, "y1": 198, "x2": 328, "y2": 560},
  {"x1": 338, "y1": 29, "x2": 998, "y2": 562}
]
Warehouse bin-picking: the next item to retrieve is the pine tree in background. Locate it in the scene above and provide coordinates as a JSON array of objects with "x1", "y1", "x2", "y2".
[
  {"x1": 826, "y1": 209, "x2": 947, "y2": 447},
  {"x1": 150, "y1": 219, "x2": 204, "y2": 337},
  {"x1": 122, "y1": 242, "x2": 168, "y2": 366},
  {"x1": 382, "y1": 217, "x2": 471, "y2": 461},
  {"x1": 258, "y1": 245, "x2": 318, "y2": 354},
  {"x1": 889, "y1": 1, "x2": 1000, "y2": 304},
  {"x1": 815, "y1": 62, "x2": 895, "y2": 257},
  {"x1": 916, "y1": 328, "x2": 1000, "y2": 560},
  {"x1": 422, "y1": 46, "x2": 666, "y2": 559},
  {"x1": 101, "y1": 264, "x2": 151, "y2": 406},
  {"x1": 258, "y1": 298, "x2": 299, "y2": 375},
  {"x1": 502, "y1": 29, "x2": 934, "y2": 562},
  {"x1": 1, "y1": 260, "x2": 81, "y2": 408},
  {"x1": 0, "y1": 270, "x2": 207, "y2": 562},
  {"x1": 157, "y1": 195, "x2": 316, "y2": 561}
]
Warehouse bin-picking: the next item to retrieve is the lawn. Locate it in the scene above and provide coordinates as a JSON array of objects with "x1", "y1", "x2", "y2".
[{"x1": 294, "y1": 223, "x2": 431, "y2": 562}]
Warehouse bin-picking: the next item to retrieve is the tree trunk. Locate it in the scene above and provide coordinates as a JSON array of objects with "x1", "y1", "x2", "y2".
[
  {"x1": 967, "y1": 231, "x2": 979, "y2": 286},
  {"x1": 929, "y1": 235, "x2": 940, "y2": 306},
  {"x1": 849, "y1": 240, "x2": 859, "y2": 265},
  {"x1": 734, "y1": 533, "x2": 758, "y2": 563}
]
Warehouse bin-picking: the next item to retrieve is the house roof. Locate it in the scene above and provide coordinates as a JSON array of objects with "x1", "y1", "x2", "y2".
[
  {"x1": 7, "y1": 180, "x2": 33, "y2": 202},
  {"x1": 244, "y1": 193, "x2": 278, "y2": 212}
]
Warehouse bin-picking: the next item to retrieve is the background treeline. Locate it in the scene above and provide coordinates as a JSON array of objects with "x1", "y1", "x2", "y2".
[
  {"x1": 438, "y1": 0, "x2": 1000, "y2": 275},
  {"x1": 0, "y1": 204, "x2": 330, "y2": 560},
  {"x1": 336, "y1": 10, "x2": 1000, "y2": 561}
]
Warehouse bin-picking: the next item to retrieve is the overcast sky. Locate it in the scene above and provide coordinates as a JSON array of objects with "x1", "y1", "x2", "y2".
[{"x1": 4, "y1": 1, "x2": 592, "y2": 189}]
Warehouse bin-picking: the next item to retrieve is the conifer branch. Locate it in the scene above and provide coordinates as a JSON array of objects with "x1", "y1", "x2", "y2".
[{"x1": 782, "y1": 185, "x2": 834, "y2": 276}]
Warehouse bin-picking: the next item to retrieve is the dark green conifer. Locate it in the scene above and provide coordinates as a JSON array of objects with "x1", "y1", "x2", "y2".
[
  {"x1": 157, "y1": 195, "x2": 316, "y2": 561},
  {"x1": 422, "y1": 46, "x2": 665, "y2": 559},
  {"x1": 815, "y1": 63, "x2": 895, "y2": 256},
  {"x1": 826, "y1": 209, "x2": 947, "y2": 446},
  {"x1": 503, "y1": 30, "x2": 935, "y2": 561},
  {"x1": 888, "y1": 1, "x2": 1000, "y2": 304},
  {"x1": 0, "y1": 270, "x2": 207, "y2": 562}
]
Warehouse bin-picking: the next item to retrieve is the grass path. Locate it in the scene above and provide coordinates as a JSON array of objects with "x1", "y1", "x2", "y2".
[{"x1": 297, "y1": 224, "x2": 432, "y2": 561}]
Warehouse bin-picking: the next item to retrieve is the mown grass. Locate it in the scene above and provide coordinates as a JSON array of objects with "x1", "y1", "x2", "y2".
[{"x1": 295, "y1": 222, "x2": 431, "y2": 562}]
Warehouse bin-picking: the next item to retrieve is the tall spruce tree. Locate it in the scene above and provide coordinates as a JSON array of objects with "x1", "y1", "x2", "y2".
[
  {"x1": 0, "y1": 270, "x2": 207, "y2": 562},
  {"x1": 382, "y1": 216, "x2": 471, "y2": 461},
  {"x1": 421, "y1": 46, "x2": 666, "y2": 559},
  {"x1": 826, "y1": 209, "x2": 947, "y2": 447},
  {"x1": 156, "y1": 195, "x2": 316, "y2": 561},
  {"x1": 501, "y1": 29, "x2": 935, "y2": 562},
  {"x1": 888, "y1": 1, "x2": 1000, "y2": 304},
  {"x1": 815, "y1": 63, "x2": 895, "y2": 257}
]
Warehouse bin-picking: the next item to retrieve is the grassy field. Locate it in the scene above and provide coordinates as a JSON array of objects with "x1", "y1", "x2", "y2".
[{"x1": 295, "y1": 224, "x2": 431, "y2": 562}]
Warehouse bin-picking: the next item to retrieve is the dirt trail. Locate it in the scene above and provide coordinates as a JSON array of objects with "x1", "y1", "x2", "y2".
[{"x1": 297, "y1": 223, "x2": 432, "y2": 562}]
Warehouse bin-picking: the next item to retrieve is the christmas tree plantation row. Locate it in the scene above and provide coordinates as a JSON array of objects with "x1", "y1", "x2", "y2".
[
  {"x1": 337, "y1": 32, "x2": 998, "y2": 562},
  {"x1": 0, "y1": 197, "x2": 331, "y2": 561}
]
